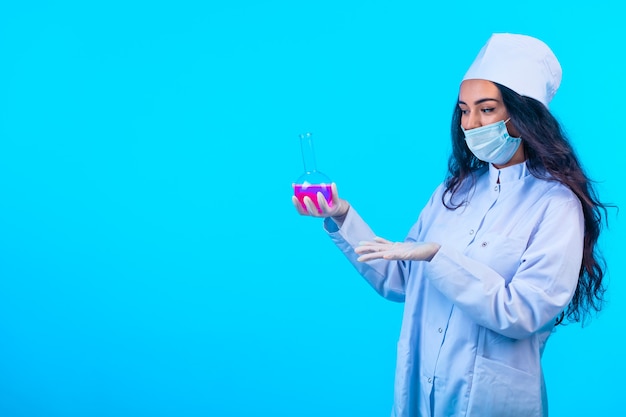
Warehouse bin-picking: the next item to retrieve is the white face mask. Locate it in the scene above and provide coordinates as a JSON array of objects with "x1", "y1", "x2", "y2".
[{"x1": 461, "y1": 118, "x2": 522, "y2": 165}]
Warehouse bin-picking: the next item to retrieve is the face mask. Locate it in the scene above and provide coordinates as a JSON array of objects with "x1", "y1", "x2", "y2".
[{"x1": 461, "y1": 118, "x2": 521, "y2": 165}]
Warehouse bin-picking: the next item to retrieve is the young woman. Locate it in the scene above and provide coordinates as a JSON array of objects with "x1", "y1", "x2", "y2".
[{"x1": 292, "y1": 33, "x2": 609, "y2": 417}]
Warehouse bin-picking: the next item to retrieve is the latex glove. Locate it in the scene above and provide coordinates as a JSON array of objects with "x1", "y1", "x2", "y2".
[
  {"x1": 292, "y1": 182, "x2": 350, "y2": 219},
  {"x1": 355, "y1": 237, "x2": 441, "y2": 262}
]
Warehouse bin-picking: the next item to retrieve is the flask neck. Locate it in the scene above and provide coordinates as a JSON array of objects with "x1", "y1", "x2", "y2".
[{"x1": 299, "y1": 133, "x2": 318, "y2": 173}]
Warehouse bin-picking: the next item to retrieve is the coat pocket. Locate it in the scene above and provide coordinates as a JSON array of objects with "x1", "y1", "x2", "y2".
[
  {"x1": 466, "y1": 356, "x2": 543, "y2": 417},
  {"x1": 466, "y1": 232, "x2": 527, "y2": 284}
]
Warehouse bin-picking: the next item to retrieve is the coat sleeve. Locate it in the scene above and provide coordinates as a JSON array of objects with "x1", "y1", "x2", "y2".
[
  {"x1": 423, "y1": 193, "x2": 584, "y2": 339},
  {"x1": 324, "y1": 207, "x2": 407, "y2": 302},
  {"x1": 323, "y1": 187, "x2": 442, "y2": 302}
]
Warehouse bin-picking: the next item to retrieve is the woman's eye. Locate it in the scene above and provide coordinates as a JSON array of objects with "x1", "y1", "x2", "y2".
[
  {"x1": 460, "y1": 109, "x2": 468, "y2": 115},
  {"x1": 481, "y1": 107, "x2": 495, "y2": 113}
]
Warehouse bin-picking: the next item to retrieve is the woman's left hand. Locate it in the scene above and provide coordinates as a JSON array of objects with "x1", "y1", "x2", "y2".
[{"x1": 355, "y1": 237, "x2": 441, "y2": 262}]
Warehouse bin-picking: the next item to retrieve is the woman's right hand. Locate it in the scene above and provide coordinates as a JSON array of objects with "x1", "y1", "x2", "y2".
[{"x1": 292, "y1": 182, "x2": 350, "y2": 220}]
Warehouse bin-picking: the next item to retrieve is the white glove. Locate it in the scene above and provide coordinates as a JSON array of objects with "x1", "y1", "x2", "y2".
[
  {"x1": 355, "y1": 237, "x2": 440, "y2": 262},
  {"x1": 292, "y1": 182, "x2": 350, "y2": 219}
]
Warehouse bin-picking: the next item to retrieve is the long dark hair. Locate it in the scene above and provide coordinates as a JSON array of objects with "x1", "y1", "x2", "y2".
[{"x1": 444, "y1": 82, "x2": 610, "y2": 325}]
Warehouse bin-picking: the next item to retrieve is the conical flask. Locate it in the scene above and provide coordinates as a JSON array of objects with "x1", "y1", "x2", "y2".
[{"x1": 293, "y1": 132, "x2": 332, "y2": 213}]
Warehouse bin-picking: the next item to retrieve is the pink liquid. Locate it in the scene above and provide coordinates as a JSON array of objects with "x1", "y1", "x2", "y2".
[{"x1": 294, "y1": 183, "x2": 332, "y2": 213}]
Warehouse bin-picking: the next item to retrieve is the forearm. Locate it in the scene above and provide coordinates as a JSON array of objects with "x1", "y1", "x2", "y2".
[{"x1": 325, "y1": 207, "x2": 407, "y2": 301}]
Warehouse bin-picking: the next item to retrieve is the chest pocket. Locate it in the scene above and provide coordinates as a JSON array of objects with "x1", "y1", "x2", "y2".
[{"x1": 466, "y1": 232, "x2": 527, "y2": 284}]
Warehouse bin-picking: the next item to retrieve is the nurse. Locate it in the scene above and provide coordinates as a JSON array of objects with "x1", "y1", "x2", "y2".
[{"x1": 292, "y1": 33, "x2": 609, "y2": 416}]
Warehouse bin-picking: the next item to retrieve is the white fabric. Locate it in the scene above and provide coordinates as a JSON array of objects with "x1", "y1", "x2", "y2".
[
  {"x1": 462, "y1": 33, "x2": 562, "y2": 107},
  {"x1": 324, "y1": 162, "x2": 583, "y2": 416}
]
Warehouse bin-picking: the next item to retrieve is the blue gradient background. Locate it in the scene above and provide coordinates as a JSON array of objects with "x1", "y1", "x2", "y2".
[{"x1": 1, "y1": 1, "x2": 623, "y2": 416}]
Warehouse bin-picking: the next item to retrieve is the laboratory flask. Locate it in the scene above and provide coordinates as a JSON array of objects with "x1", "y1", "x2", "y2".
[{"x1": 293, "y1": 132, "x2": 332, "y2": 213}]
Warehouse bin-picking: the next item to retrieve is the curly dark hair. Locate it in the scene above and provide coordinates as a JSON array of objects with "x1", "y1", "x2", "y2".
[{"x1": 444, "y1": 82, "x2": 610, "y2": 326}]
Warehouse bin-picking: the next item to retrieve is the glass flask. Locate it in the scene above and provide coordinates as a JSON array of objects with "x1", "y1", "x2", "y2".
[{"x1": 293, "y1": 132, "x2": 332, "y2": 213}]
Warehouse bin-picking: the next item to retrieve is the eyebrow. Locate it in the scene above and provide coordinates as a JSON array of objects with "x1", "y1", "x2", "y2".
[{"x1": 457, "y1": 98, "x2": 501, "y2": 105}]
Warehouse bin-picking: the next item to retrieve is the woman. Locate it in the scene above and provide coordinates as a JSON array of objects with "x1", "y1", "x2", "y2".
[{"x1": 292, "y1": 33, "x2": 608, "y2": 417}]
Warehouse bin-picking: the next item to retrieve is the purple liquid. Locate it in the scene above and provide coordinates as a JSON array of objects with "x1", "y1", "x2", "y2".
[{"x1": 294, "y1": 184, "x2": 332, "y2": 213}]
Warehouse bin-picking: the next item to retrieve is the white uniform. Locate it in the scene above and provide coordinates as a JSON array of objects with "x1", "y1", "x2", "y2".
[{"x1": 324, "y1": 162, "x2": 584, "y2": 416}]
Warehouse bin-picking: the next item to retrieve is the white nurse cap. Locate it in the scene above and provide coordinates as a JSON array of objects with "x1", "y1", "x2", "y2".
[{"x1": 462, "y1": 33, "x2": 562, "y2": 107}]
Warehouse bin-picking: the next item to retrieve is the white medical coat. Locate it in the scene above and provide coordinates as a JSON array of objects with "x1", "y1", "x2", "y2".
[{"x1": 324, "y1": 162, "x2": 584, "y2": 417}]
